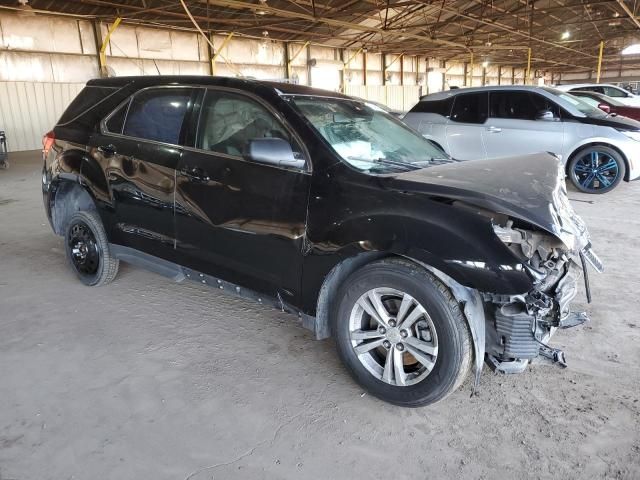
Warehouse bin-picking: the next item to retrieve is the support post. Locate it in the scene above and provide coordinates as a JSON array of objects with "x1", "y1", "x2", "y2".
[
  {"x1": 469, "y1": 52, "x2": 474, "y2": 87},
  {"x1": 497, "y1": 65, "x2": 502, "y2": 85},
  {"x1": 363, "y1": 50, "x2": 367, "y2": 86},
  {"x1": 526, "y1": 47, "x2": 532, "y2": 85},
  {"x1": 287, "y1": 41, "x2": 309, "y2": 80},
  {"x1": 596, "y1": 40, "x2": 604, "y2": 83},
  {"x1": 463, "y1": 62, "x2": 468, "y2": 87},
  {"x1": 400, "y1": 54, "x2": 404, "y2": 86},
  {"x1": 99, "y1": 17, "x2": 121, "y2": 76},
  {"x1": 211, "y1": 32, "x2": 234, "y2": 75},
  {"x1": 283, "y1": 42, "x2": 290, "y2": 80},
  {"x1": 382, "y1": 54, "x2": 387, "y2": 85}
]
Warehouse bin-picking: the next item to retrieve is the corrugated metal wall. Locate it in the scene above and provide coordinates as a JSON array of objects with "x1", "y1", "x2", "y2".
[
  {"x1": 0, "y1": 81, "x2": 85, "y2": 151},
  {"x1": 345, "y1": 85, "x2": 422, "y2": 111}
]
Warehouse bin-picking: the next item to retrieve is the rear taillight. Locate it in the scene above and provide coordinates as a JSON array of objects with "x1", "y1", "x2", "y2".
[{"x1": 42, "y1": 131, "x2": 55, "y2": 157}]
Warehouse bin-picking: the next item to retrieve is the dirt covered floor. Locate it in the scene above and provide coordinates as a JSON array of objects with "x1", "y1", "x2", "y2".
[{"x1": 1, "y1": 151, "x2": 639, "y2": 479}]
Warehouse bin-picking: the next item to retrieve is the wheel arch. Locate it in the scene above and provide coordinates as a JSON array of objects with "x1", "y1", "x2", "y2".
[
  {"x1": 314, "y1": 253, "x2": 486, "y2": 390},
  {"x1": 566, "y1": 142, "x2": 630, "y2": 181},
  {"x1": 50, "y1": 179, "x2": 99, "y2": 235}
]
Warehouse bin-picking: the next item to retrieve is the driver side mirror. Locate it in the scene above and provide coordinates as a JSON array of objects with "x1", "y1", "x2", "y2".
[
  {"x1": 597, "y1": 103, "x2": 611, "y2": 114},
  {"x1": 247, "y1": 138, "x2": 306, "y2": 170},
  {"x1": 535, "y1": 109, "x2": 557, "y2": 121}
]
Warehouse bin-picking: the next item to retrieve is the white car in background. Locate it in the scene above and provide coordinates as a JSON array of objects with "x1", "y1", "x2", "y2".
[{"x1": 555, "y1": 83, "x2": 640, "y2": 106}]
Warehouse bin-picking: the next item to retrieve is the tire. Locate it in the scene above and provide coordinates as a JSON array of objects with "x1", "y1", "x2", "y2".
[
  {"x1": 568, "y1": 146, "x2": 625, "y2": 194},
  {"x1": 332, "y1": 258, "x2": 472, "y2": 407},
  {"x1": 64, "y1": 210, "x2": 119, "y2": 286}
]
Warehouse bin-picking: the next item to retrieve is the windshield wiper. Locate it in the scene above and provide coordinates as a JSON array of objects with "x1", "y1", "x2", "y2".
[{"x1": 372, "y1": 158, "x2": 423, "y2": 171}]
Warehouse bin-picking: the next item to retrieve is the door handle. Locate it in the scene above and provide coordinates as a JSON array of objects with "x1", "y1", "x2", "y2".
[
  {"x1": 180, "y1": 166, "x2": 210, "y2": 183},
  {"x1": 485, "y1": 126, "x2": 502, "y2": 133},
  {"x1": 97, "y1": 144, "x2": 117, "y2": 156}
]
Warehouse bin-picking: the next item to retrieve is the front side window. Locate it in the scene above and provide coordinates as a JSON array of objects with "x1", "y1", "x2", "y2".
[
  {"x1": 604, "y1": 86, "x2": 628, "y2": 98},
  {"x1": 196, "y1": 90, "x2": 301, "y2": 159},
  {"x1": 450, "y1": 92, "x2": 488, "y2": 124},
  {"x1": 122, "y1": 88, "x2": 192, "y2": 144},
  {"x1": 289, "y1": 95, "x2": 449, "y2": 173},
  {"x1": 578, "y1": 96, "x2": 601, "y2": 109},
  {"x1": 489, "y1": 92, "x2": 538, "y2": 120}
]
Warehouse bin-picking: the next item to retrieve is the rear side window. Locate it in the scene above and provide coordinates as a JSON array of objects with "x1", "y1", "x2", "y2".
[
  {"x1": 409, "y1": 97, "x2": 453, "y2": 117},
  {"x1": 123, "y1": 88, "x2": 192, "y2": 144},
  {"x1": 57, "y1": 86, "x2": 118, "y2": 125},
  {"x1": 450, "y1": 92, "x2": 488, "y2": 124}
]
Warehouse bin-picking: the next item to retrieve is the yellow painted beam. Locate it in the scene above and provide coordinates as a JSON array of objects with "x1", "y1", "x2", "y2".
[
  {"x1": 526, "y1": 47, "x2": 532, "y2": 84},
  {"x1": 99, "y1": 17, "x2": 121, "y2": 71},
  {"x1": 596, "y1": 40, "x2": 604, "y2": 83},
  {"x1": 211, "y1": 32, "x2": 234, "y2": 75}
]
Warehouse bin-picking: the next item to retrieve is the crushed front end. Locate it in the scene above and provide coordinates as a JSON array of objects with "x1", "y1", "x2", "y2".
[{"x1": 484, "y1": 218, "x2": 603, "y2": 373}]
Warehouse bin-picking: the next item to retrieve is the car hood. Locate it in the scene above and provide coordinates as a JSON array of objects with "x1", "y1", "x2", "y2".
[{"x1": 392, "y1": 153, "x2": 589, "y2": 251}]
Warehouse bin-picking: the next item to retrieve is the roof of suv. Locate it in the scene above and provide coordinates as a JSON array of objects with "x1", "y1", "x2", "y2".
[
  {"x1": 86, "y1": 75, "x2": 350, "y2": 99},
  {"x1": 420, "y1": 85, "x2": 554, "y2": 101}
]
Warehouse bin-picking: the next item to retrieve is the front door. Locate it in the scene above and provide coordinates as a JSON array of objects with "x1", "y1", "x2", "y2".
[
  {"x1": 89, "y1": 86, "x2": 195, "y2": 260},
  {"x1": 444, "y1": 91, "x2": 488, "y2": 160},
  {"x1": 174, "y1": 88, "x2": 311, "y2": 303},
  {"x1": 483, "y1": 91, "x2": 564, "y2": 160}
]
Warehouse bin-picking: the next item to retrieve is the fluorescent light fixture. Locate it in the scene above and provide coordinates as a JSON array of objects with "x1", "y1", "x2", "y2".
[
  {"x1": 482, "y1": 61, "x2": 489, "y2": 68},
  {"x1": 622, "y1": 43, "x2": 640, "y2": 55},
  {"x1": 561, "y1": 31, "x2": 570, "y2": 40}
]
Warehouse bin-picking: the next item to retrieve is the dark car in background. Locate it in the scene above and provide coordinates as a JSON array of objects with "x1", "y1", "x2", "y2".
[
  {"x1": 570, "y1": 90, "x2": 640, "y2": 121},
  {"x1": 42, "y1": 76, "x2": 600, "y2": 407}
]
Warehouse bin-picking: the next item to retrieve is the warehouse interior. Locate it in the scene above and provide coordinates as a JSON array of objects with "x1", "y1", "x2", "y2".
[{"x1": 1, "y1": 1, "x2": 640, "y2": 479}]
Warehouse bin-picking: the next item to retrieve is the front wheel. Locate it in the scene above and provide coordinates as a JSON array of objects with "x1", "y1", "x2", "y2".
[
  {"x1": 568, "y1": 146, "x2": 625, "y2": 194},
  {"x1": 332, "y1": 258, "x2": 472, "y2": 407}
]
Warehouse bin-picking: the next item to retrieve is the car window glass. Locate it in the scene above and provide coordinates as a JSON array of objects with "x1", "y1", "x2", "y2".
[
  {"x1": 409, "y1": 97, "x2": 454, "y2": 117},
  {"x1": 105, "y1": 101, "x2": 129, "y2": 134},
  {"x1": 196, "y1": 90, "x2": 302, "y2": 159},
  {"x1": 579, "y1": 96, "x2": 600, "y2": 108},
  {"x1": 450, "y1": 92, "x2": 487, "y2": 124},
  {"x1": 123, "y1": 88, "x2": 191, "y2": 144},
  {"x1": 604, "y1": 86, "x2": 627, "y2": 98},
  {"x1": 529, "y1": 93, "x2": 560, "y2": 119},
  {"x1": 489, "y1": 91, "x2": 539, "y2": 120}
]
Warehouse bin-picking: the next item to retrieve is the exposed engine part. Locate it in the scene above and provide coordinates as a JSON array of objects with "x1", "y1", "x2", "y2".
[
  {"x1": 494, "y1": 304, "x2": 539, "y2": 359},
  {"x1": 538, "y1": 344, "x2": 567, "y2": 368}
]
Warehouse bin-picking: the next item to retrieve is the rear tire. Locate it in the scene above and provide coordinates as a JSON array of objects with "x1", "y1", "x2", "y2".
[
  {"x1": 64, "y1": 210, "x2": 118, "y2": 286},
  {"x1": 332, "y1": 258, "x2": 472, "y2": 407},
  {"x1": 568, "y1": 146, "x2": 625, "y2": 194}
]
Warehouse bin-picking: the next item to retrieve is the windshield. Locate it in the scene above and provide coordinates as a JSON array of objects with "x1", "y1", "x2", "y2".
[
  {"x1": 287, "y1": 95, "x2": 449, "y2": 173},
  {"x1": 542, "y1": 87, "x2": 607, "y2": 117}
]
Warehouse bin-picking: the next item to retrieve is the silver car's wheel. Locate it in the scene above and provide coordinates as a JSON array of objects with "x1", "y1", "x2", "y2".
[{"x1": 349, "y1": 288, "x2": 439, "y2": 387}]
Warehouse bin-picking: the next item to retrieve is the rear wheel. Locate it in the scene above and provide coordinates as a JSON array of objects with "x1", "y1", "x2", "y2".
[
  {"x1": 568, "y1": 146, "x2": 625, "y2": 194},
  {"x1": 332, "y1": 258, "x2": 472, "y2": 407},
  {"x1": 64, "y1": 210, "x2": 118, "y2": 286}
]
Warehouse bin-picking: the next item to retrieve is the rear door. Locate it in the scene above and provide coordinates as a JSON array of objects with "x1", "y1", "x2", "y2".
[
  {"x1": 174, "y1": 88, "x2": 311, "y2": 302},
  {"x1": 444, "y1": 92, "x2": 488, "y2": 160},
  {"x1": 90, "y1": 86, "x2": 196, "y2": 260},
  {"x1": 483, "y1": 91, "x2": 564, "y2": 159}
]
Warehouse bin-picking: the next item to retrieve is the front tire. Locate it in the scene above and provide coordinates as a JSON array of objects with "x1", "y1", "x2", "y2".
[
  {"x1": 568, "y1": 146, "x2": 625, "y2": 194},
  {"x1": 332, "y1": 258, "x2": 472, "y2": 407},
  {"x1": 64, "y1": 210, "x2": 119, "y2": 286}
]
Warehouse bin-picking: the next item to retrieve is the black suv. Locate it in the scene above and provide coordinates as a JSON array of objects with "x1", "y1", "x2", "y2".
[{"x1": 43, "y1": 76, "x2": 601, "y2": 406}]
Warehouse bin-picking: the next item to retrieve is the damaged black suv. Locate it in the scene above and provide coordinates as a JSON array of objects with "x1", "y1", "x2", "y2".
[{"x1": 42, "y1": 76, "x2": 602, "y2": 407}]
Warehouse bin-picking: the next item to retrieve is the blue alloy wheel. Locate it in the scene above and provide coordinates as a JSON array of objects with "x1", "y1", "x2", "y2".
[{"x1": 569, "y1": 146, "x2": 624, "y2": 194}]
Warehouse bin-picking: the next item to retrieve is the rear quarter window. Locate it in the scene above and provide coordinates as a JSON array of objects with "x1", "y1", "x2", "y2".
[
  {"x1": 409, "y1": 97, "x2": 453, "y2": 117},
  {"x1": 57, "y1": 86, "x2": 118, "y2": 125}
]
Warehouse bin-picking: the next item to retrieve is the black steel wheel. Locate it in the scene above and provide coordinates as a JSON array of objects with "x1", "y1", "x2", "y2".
[{"x1": 64, "y1": 210, "x2": 118, "y2": 286}]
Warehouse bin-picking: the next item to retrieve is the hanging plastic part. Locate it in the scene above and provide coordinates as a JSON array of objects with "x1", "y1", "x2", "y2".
[{"x1": 579, "y1": 251, "x2": 592, "y2": 304}]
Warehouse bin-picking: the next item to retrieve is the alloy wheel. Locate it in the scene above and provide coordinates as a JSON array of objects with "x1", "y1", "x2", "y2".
[
  {"x1": 573, "y1": 150, "x2": 619, "y2": 192},
  {"x1": 348, "y1": 287, "x2": 439, "y2": 387}
]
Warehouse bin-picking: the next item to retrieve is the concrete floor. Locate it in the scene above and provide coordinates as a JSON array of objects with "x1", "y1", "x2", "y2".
[{"x1": 0, "y1": 150, "x2": 639, "y2": 480}]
